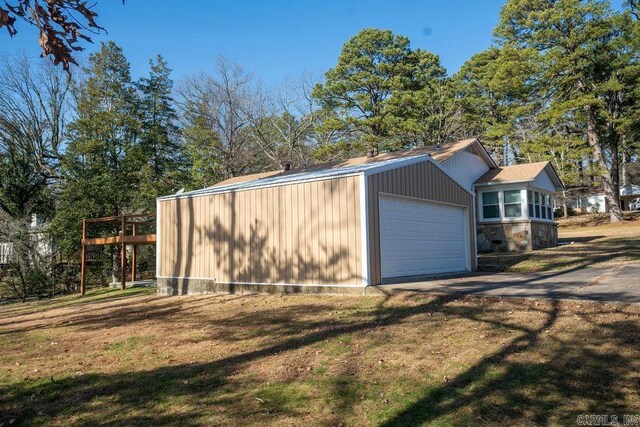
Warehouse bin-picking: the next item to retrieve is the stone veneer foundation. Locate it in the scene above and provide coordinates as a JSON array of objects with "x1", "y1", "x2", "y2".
[{"x1": 477, "y1": 220, "x2": 558, "y2": 252}]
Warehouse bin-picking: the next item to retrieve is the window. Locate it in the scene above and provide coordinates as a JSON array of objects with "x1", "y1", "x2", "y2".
[
  {"x1": 482, "y1": 191, "x2": 500, "y2": 219},
  {"x1": 541, "y1": 192, "x2": 547, "y2": 219},
  {"x1": 504, "y1": 190, "x2": 522, "y2": 218},
  {"x1": 534, "y1": 192, "x2": 541, "y2": 218},
  {"x1": 546, "y1": 194, "x2": 552, "y2": 219},
  {"x1": 528, "y1": 190, "x2": 534, "y2": 217}
]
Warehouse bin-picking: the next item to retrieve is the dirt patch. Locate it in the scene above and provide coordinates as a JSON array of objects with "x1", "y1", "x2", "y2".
[{"x1": 2, "y1": 289, "x2": 640, "y2": 425}]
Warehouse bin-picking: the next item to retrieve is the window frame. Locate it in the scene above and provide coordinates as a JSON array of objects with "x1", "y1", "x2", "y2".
[
  {"x1": 481, "y1": 191, "x2": 500, "y2": 220},
  {"x1": 503, "y1": 189, "x2": 523, "y2": 218},
  {"x1": 478, "y1": 187, "x2": 555, "y2": 223}
]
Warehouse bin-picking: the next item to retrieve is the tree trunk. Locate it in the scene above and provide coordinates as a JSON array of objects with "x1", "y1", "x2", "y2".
[
  {"x1": 112, "y1": 245, "x2": 121, "y2": 284},
  {"x1": 622, "y1": 137, "x2": 630, "y2": 187},
  {"x1": 562, "y1": 189, "x2": 569, "y2": 218},
  {"x1": 583, "y1": 105, "x2": 623, "y2": 223}
]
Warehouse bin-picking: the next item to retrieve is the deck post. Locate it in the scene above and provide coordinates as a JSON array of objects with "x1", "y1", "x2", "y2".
[
  {"x1": 121, "y1": 215, "x2": 126, "y2": 290},
  {"x1": 131, "y1": 224, "x2": 137, "y2": 282},
  {"x1": 80, "y1": 219, "x2": 87, "y2": 295}
]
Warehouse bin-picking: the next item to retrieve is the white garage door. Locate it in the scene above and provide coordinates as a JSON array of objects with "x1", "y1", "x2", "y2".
[{"x1": 379, "y1": 195, "x2": 468, "y2": 279}]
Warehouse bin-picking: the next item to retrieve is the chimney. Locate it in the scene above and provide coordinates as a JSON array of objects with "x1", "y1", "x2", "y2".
[
  {"x1": 281, "y1": 162, "x2": 291, "y2": 171},
  {"x1": 366, "y1": 148, "x2": 375, "y2": 158}
]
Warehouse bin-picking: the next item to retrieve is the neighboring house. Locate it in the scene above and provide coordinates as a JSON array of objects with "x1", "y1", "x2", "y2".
[
  {"x1": 155, "y1": 138, "x2": 564, "y2": 295},
  {"x1": 620, "y1": 184, "x2": 640, "y2": 211},
  {"x1": 571, "y1": 184, "x2": 640, "y2": 213},
  {"x1": 0, "y1": 214, "x2": 53, "y2": 265}
]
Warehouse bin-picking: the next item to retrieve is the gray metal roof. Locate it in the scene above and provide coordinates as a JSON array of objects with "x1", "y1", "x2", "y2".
[{"x1": 159, "y1": 154, "x2": 431, "y2": 200}]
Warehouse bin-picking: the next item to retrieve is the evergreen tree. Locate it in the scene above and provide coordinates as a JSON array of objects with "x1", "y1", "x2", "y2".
[
  {"x1": 494, "y1": 0, "x2": 640, "y2": 222},
  {"x1": 312, "y1": 28, "x2": 446, "y2": 152},
  {"x1": 136, "y1": 55, "x2": 186, "y2": 205},
  {"x1": 51, "y1": 41, "x2": 142, "y2": 261}
]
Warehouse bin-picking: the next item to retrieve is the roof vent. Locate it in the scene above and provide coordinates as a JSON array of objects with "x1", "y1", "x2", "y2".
[
  {"x1": 281, "y1": 163, "x2": 291, "y2": 171},
  {"x1": 366, "y1": 148, "x2": 376, "y2": 158}
]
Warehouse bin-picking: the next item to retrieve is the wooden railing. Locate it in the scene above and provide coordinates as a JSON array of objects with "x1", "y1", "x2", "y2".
[{"x1": 80, "y1": 213, "x2": 156, "y2": 295}]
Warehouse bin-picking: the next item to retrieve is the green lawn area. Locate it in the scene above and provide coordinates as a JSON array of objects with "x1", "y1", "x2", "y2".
[
  {"x1": 478, "y1": 212, "x2": 640, "y2": 272},
  {"x1": 2, "y1": 287, "x2": 640, "y2": 425}
]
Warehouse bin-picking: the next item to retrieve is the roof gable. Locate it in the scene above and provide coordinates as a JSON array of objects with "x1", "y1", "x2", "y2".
[{"x1": 474, "y1": 162, "x2": 564, "y2": 190}]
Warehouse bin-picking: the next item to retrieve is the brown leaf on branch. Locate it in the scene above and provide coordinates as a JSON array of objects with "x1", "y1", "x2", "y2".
[{"x1": 0, "y1": 1, "x2": 115, "y2": 71}]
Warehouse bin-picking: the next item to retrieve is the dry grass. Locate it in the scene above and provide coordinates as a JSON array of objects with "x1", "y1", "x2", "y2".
[
  {"x1": 478, "y1": 213, "x2": 640, "y2": 273},
  {"x1": 2, "y1": 288, "x2": 640, "y2": 425}
]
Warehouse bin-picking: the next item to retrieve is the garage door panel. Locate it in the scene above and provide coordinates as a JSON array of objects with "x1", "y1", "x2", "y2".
[{"x1": 379, "y1": 195, "x2": 468, "y2": 278}]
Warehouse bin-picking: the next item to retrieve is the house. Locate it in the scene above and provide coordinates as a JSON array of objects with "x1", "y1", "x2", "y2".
[
  {"x1": 0, "y1": 214, "x2": 53, "y2": 265},
  {"x1": 571, "y1": 184, "x2": 640, "y2": 213},
  {"x1": 155, "y1": 138, "x2": 564, "y2": 295}
]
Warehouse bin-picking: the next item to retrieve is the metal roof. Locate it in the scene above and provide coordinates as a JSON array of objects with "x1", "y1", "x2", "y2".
[{"x1": 159, "y1": 154, "x2": 432, "y2": 200}]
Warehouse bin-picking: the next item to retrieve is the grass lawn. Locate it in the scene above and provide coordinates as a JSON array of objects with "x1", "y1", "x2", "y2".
[
  {"x1": 3, "y1": 288, "x2": 640, "y2": 425},
  {"x1": 478, "y1": 212, "x2": 640, "y2": 272}
]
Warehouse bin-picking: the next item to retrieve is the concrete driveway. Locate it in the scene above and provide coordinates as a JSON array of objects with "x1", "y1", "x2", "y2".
[{"x1": 378, "y1": 263, "x2": 640, "y2": 303}]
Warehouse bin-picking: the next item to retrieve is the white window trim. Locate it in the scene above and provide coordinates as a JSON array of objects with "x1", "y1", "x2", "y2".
[
  {"x1": 478, "y1": 186, "x2": 555, "y2": 224},
  {"x1": 480, "y1": 190, "x2": 501, "y2": 221}
]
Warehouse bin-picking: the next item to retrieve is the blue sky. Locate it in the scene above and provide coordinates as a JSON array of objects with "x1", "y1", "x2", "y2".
[{"x1": 3, "y1": 0, "x2": 506, "y2": 82}]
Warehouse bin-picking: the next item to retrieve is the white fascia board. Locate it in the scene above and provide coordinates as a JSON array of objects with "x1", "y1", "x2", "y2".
[
  {"x1": 424, "y1": 157, "x2": 476, "y2": 197},
  {"x1": 474, "y1": 180, "x2": 532, "y2": 188},
  {"x1": 155, "y1": 198, "x2": 161, "y2": 278},
  {"x1": 359, "y1": 154, "x2": 432, "y2": 176},
  {"x1": 159, "y1": 170, "x2": 364, "y2": 201},
  {"x1": 362, "y1": 155, "x2": 475, "y2": 197},
  {"x1": 160, "y1": 154, "x2": 438, "y2": 201},
  {"x1": 443, "y1": 139, "x2": 497, "y2": 170},
  {"x1": 359, "y1": 174, "x2": 370, "y2": 287}
]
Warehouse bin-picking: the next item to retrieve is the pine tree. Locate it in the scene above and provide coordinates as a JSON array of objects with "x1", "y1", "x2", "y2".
[
  {"x1": 51, "y1": 41, "x2": 142, "y2": 277},
  {"x1": 136, "y1": 55, "x2": 186, "y2": 205},
  {"x1": 494, "y1": 0, "x2": 640, "y2": 222},
  {"x1": 312, "y1": 29, "x2": 446, "y2": 152}
]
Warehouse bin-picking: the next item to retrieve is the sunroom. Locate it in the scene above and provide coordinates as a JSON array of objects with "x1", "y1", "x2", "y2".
[{"x1": 473, "y1": 162, "x2": 564, "y2": 252}]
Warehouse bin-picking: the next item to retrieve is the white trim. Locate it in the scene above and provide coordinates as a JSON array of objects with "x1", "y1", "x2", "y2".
[
  {"x1": 361, "y1": 154, "x2": 432, "y2": 177},
  {"x1": 161, "y1": 154, "x2": 434, "y2": 201},
  {"x1": 377, "y1": 193, "x2": 472, "y2": 276},
  {"x1": 476, "y1": 179, "x2": 532, "y2": 187},
  {"x1": 464, "y1": 204, "x2": 471, "y2": 272},
  {"x1": 155, "y1": 198, "x2": 161, "y2": 278},
  {"x1": 160, "y1": 171, "x2": 364, "y2": 201},
  {"x1": 423, "y1": 157, "x2": 476, "y2": 197},
  {"x1": 359, "y1": 174, "x2": 370, "y2": 286},
  {"x1": 156, "y1": 276, "x2": 368, "y2": 288},
  {"x1": 378, "y1": 192, "x2": 469, "y2": 209},
  {"x1": 471, "y1": 193, "x2": 478, "y2": 270},
  {"x1": 160, "y1": 154, "x2": 476, "y2": 202}
]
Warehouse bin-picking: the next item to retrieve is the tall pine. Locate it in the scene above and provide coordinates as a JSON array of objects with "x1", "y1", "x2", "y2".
[
  {"x1": 136, "y1": 55, "x2": 186, "y2": 206},
  {"x1": 51, "y1": 41, "x2": 142, "y2": 279}
]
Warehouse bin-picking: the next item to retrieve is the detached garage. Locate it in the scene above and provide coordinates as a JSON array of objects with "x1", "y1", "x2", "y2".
[{"x1": 156, "y1": 152, "x2": 476, "y2": 295}]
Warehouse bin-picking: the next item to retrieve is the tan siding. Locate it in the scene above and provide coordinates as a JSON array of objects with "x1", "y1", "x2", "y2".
[
  {"x1": 158, "y1": 176, "x2": 362, "y2": 286},
  {"x1": 367, "y1": 160, "x2": 476, "y2": 285}
]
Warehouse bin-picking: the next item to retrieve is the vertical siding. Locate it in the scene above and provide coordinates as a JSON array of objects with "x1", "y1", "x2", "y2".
[
  {"x1": 367, "y1": 161, "x2": 476, "y2": 285},
  {"x1": 158, "y1": 176, "x2": 362, "y2": 286}
]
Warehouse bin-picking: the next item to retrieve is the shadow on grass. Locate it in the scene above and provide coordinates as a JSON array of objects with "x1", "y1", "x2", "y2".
[
  {"x1": 2, "y1": 292, "x2": 640, "y2": 425},
  {"x1": 478, "y1": 236, "x2": 640, "y2": 273}
]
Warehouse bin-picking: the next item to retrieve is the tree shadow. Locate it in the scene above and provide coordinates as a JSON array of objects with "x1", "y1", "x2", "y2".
[
  {"x1": 3, "y1": 293, "x2": 640, "y2": 425},
  {"x1": 161, "y1": 181, "x2": 362, "y2": 294}
]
